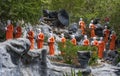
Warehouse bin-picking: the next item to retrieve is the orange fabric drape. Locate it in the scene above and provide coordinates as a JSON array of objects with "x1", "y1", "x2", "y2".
[
  {"x1": 61, "y1": 37, "x2": 66, "y2": 47},
  {"x1": 37, "y1": 33, "x2": 44, "y2": 49},
  {"x1": 109, "y1": 34, "x2": 116, "y2": 50},
  {"x1": 98, "y1": 41, "x2": 105, "y2": 58},
  {"x1": 71, "y1": 38, "x2": 77, "y2": 46},
  {"x1": 15, "y1": 26, "x2": 22, "y2": 38},
  {"x1": 61, "y1": 37, "x2": 66, "y2": 54},
  {"x1": 103, "y1": 29, "x2": 110, "y2": 43},
  {"x1": 92, "y1": 40, "x2": 98, "y2": 47},
  {"x1": 27, "y1": 31, "x2": 34, "y2": 50},
  {"x1": 79, "y1": 21, "x2": 86, "y2": 35},
  {"x1": 6, "y1": 24, "x2": 14, "y2": 40},
  {"x1": 83, "y1": 39, "x2": 89, "y2": 46},
  {"x1": 90, "y1": 24, "x2": 96, "y2": 38},
  {"x1": 48, "y1": 37, "x2": 55, "y2": 55}
]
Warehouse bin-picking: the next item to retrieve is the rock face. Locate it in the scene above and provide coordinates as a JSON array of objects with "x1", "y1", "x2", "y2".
[
  {"x1": 104, "y1": 51, "x2": 120, "y2": 65},
  {"x1": 1, "y1": 38, "x2": 120, "y2": 76},
  {"x1": 77, "y1": 51, "x2": 91, "y2": 68},
  {"x1": 0, "y1": 38, "x2": 52, "y2": 76},
  {"x1": 0, "y1": 38, "x2": 30, "y2": 76},
  {"x1": 0, "y1": 38, "x2": 81, "y2": 76},
  {"x1": 0, "y1": 38, "x2": 30, "y2": 66},
  {"x1": 92, "y1": 63, "x2": 120, "y2": 76},
  {"x1": 77, "y1": 51, "x2": 91, "y2": 76}
]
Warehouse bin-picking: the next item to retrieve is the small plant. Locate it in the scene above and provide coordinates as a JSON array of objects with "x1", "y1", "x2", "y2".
[
  {"x1": 44, "y1": 36, "x2": 48, "y2": 43},
  {"x1": 63, "y1": 69, "x2": 82, "y2": 76},
  {"x1": 116, "y1": 48, "x2": 120, "y2": 63},
  {"x1": 117, "y1": 34, "x2": 120, "y2": 40},
  {"x1": 78, "y1": 45, "x2": 97, "y2": 52},
  {"x1": 89, "y1": 52, "x2": 98, "y2": 66},
  {"x1": 58, "y1": 40, "x2": 79, "y2": 64},
  {"x1": 78, "y1": 45, "x2": 98, "y2": 65},
  {"x1": 58, "y1": 40, "x2": 98, "y2": 65}
]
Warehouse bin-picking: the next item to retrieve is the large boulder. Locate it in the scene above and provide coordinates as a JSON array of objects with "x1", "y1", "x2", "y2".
[
  {"x1": 0, "y1": 38, "x2": 57, "y2": 76},
  {"x1": 68, "y1": 23, "x2": 78, "y2": 33},
  {"x1": 77, "y1": 51, "x2": 91, "y2": 68},
  {"x1": 43, "y1": 9, "x2": 69, "y2": 27},
  {"x1": 105, "y1": 50, "x2": 120, "y2": 65},
  {"x1": 0, "y1": 38, "x2": 30, "y2": 66}
]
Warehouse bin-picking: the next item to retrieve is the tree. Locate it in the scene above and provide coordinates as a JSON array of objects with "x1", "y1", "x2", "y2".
[
  {"x1": 0, "y1": 0, "x2": 42, "y2": 24},
  {"x1": 0, "y1": 0, "x2": 120, "y2": 35}
]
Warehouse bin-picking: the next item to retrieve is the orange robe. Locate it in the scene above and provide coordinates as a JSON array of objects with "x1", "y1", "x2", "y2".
[
  {"x1": 92, "y1": 40, "x2": 98, "y2": 58},
  {"x1": 6, "y1": 24, "x2": 14, "y2": 40},
  {"x1": 27, "y1": 31, "x2": 34, "y2": 50},
  {"x1": 15, "y1": 26, "x2": 22, "y2": 38},
  {"x1": 103, "y1": 29, "x2": 110, "y2": 43},
  {"x1": 61, "y1": 37, "x2": 66, "y2": 48},
  {"x1": 92, "y1": 40, "x2": 98, "y2": 47},
  {"x1": 79, "y1": 21, "x2": 86, "y2": 35},
  {"x1": 37, "y1": 33, "x2": 44, "y2": 49},
  {"x1": 83, "y1": 39, "x2": 89, "y2": 46},
  {"x1": 71, "y1": 38, "x2": 76, "y2": 46},
  {"x1": 61, "y1": 37, "x2": 66, "y2": 54},
  {"x1": 109, "y1": 34, "x2": 116, "y2": 50},
  {"x1": 48, "y1": 37, "x2": 55, "y2": 55},
  {"x1": 98, "y1": 41, "x2": 105, "y2": 58},
  {"x1": 89, "y1": 24, "x2": 96, "y2": 38}
]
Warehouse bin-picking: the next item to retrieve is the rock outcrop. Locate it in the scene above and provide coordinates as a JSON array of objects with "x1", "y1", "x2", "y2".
[
  {"x1": 0, "y1": 38, "x2": 79, "y2": 76},
  {"x1": 0, "y1": 38, "x2": 47, "y2": 76}
]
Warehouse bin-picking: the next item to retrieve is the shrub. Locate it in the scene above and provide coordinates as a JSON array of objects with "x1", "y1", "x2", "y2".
[
  {"x1": 58, "y1": 40, "x2": 79, "y2": 64},
  {"x1": 58, "y1": 40, "x2": 98, "y2": 65}
]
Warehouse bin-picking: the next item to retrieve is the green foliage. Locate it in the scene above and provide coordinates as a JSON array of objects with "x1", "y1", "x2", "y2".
[
  {"x1": 58, "y1": 40, "x2": 79, "y2": 64},
  {"x1": 0, "y1": 0, "x2": 42, "y2": 24},
  {"x1": 89, "y1": 51, "x2": 98, "y2": 66},
  {"x1": 116, "y1": 56, "x2": 120, "y2": 64},
  {"x1": 44, "y1": 36, "x2": 48, "y2": 43},
  {"x1": 115, "y1": 48, "x2": 120, "y2": 64},
  {"x1": 58, "y1": 40, "x2": 98, "y2": 65},
  {"x1": 0, "y1": 29, "x2": 5, "y2": 42},
  {"x1": 78, "y1": 45, "x2": 97, "y2": 52},
  {"x1": 118, "y1": 48, "x2": 120, "y2": 54},
  {"x1": 51, "y1": 0, "x2": 120, "y2": 34},
  {"x1": 1, "y1": 0, "x2": 120, "y2": 34},
  {"x1": 117, "y1": 34, "x2": 120, "y2": 40},
  {"x1": 77, "y1": 70, "x2": 82, "y2": 76},
  {"x1": 63, "y1": 69, "x2": 82, "y2": 76}
]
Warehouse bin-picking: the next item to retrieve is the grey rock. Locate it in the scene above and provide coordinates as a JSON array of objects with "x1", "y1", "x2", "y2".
[
  {"x1": 91, "y1": 63, "x2": 120, "y2": 76},
  {"x1": 112, "y1": 55, "x2": 120, "y2": 65},
  {"x1": 2, "y1": 37, "x2": 120, "y2": 76},
  {"x1": 82, "y1": 67, "x2": 91, "y2": 76},
  {"x1": 117, "y1": 62, "x2": 120, "y2": 67},
  {"x1": 0, "y1": 38, "x2": 30, "y2": 68},
  {"x1": 107, "y1": 51, "x2": 118, "y2": 58},
  {"x1": 104, "y1": 50, "x2": 120, "y2": 66},
  {"x1": 69, "y1": 23, "x2": 78, "y2": 33},
  {"x1": 5, "y1": 38, "x2": 30, "y2": 55},
  {"x1": 77, "y1": 51, "x2": 91, "y2": 68},
  {"x1": 0, "y1": 38, "x2": 82, "y2": 76},
  {"x1": 27, "y1": 49, "x2": 42, "y2": 57}
]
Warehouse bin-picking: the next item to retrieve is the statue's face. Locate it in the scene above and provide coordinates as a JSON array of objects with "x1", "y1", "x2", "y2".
[
  {"x1": 61, "y1": 34, "x2": 64, "y2": 37},
  {"x1": 7, "y1": 20, "x2": 11, "y2": 25},
  {"x1": 80, "y1": 18, "x2": 82, "y2": 21},
  {"x1": 100, "y1": 37, "x2": 103, "y2": 40},
  {"x1": 38, "y1": 29, "x2": 41, "y2": 32},
  {"x1": 16, "y1": 22, "x2": 19, "y2": 26}
]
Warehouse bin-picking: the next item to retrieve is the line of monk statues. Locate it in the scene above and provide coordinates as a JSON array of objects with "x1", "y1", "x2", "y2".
[{"x1": 5, "y1": 19, "x2": 117, "y2": 58}]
